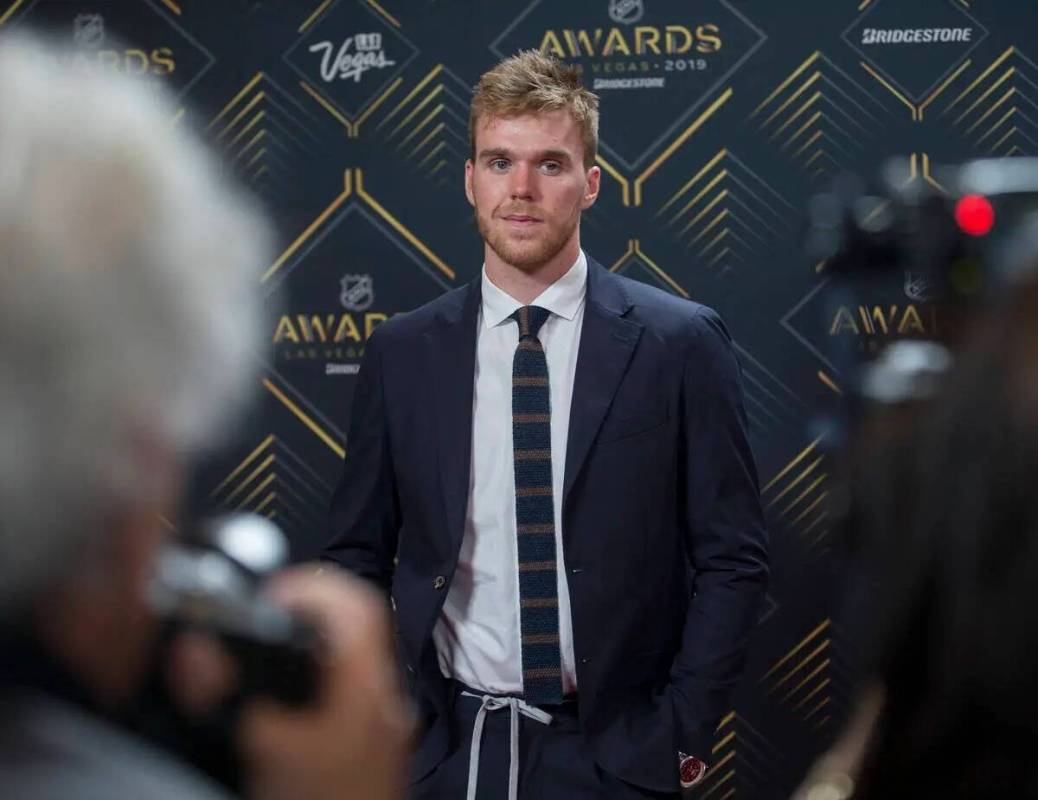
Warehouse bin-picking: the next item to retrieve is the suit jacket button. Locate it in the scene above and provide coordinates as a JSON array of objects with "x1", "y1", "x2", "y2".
[{"x1": 433, "y1": 575, "x2": 446, "y2": 590}]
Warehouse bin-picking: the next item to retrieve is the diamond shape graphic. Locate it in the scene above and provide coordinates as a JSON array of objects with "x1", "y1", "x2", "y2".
[
  {"x1": 284, "y1": 0, "x2": 418, "y2": 123},
  {"x1": 491, "y1": 0, "x2": 766, "y2": 172},
  {"x1": 263, "y1": 184, "x2": 452, "y2": 440},
  {"x1": 842, "y1": 0, "x2": 988, "y2": 103},
  {"x1": 5, "y1": 0, "x2": 215, "y2": 102}
]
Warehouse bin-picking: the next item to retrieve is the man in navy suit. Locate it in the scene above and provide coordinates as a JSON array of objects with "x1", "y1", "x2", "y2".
[{"x1": 324, "y1": 50, "x2": 768, "y2": 799}]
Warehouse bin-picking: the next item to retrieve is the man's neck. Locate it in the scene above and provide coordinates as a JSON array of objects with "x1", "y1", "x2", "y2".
[{"x1": 484, "y1": 239, "x2": 580, "y2": 306}]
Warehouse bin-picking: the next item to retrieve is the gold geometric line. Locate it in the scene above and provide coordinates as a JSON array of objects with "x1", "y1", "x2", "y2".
[
  {"x1": 813, "y1": 715, "x2": 831, "y2": 732},
  {"x1": 416, "y1": 140, "x2": 446, "y2": 170},
  {"x1": 299, "y1": 0, "x2": 333, "y2": 33},
  {"x1": 860, "y1": 61, "x2": 917, "y2": 120},
  {"x1": 253, "y1": 491, "x2": 277, "y2": 515},
  {"x1": 236, "y1": 130, "x2": 266, "y2": 163},
  {"x1": 355, "y1": 170, "x2": 456, "y2": 279},
  {"x1": 712, "y1": 731, "x2": 736, "y2": 754},
  {"x1": 609, "y1": 240, "x2": 637, "y2": 271},
  {"x1": 263, "y1": 378, "x2": 345, "y2": 459},
  {"x1": 596, "y1": 152, "x2": 631, "y2": 207},
  {"x1": 918, "y1": 58, "x2": 972, "y2": 120},
  {"x1": 389, "y1": 84, "x2": 443, "y2": 140},
  {"x1": 791, "y1": 676, "x2": 831, "y2": 712},
  {"x1": 634, "y1": 88, "x2": 732, "y2": 205},
  {"x1": 701, "y1": 768, "x2": 735, "y2": 799},
  {"x1": 429, "y1": 159, "x2": 448, "y2": 177},
  {"x1": 716, "y1": 711, "x2": 736, "y2": 731},
  {"x1": 788, "y1": 129, "x2": 822, "y2": 161},
  {"x1": 752, "y1": 51, "x2": 820, "y2": 118},
  {"x1": 965, "y1": 87, "x2": 1015, "y2": 135},
  {"x1": 379, "y1": 65, "x2": 443, "y2": 130},
  {"x1": 792, "y1": 491, "x2": 828, "y2": 526},
  {"x1": 803, "y1": 149, "x2": 828, "y2": 170},
  {"x1": 687, "y1": 209, "x2": 729, "y2": 248},
  {"x1": 719, "y1": 789, "x2": 737, "y2": 800},
  {"x1": 668, "y1": 169, "x2": 726, "y2": 226},
  {"x1": 817, "y1": 369, "x2": 843, "y2": 395},
  {"x1": 814, "y1": 260, "x2": 828, "y2": 273},
  {"x1": 708, "y1": 750, "x2": 736, "y2": 775},
  {"x1": 705, "y1": 245, "x2": 732, "y2": 270},
  {"x1": 157, "y1": 0, "x2": 181, "y2": 15},
  {"x1": 633, "y1": 241, "x2": 690, "y2": 298},
  {"x1": 766, "y1": 455, "x2": 825, "y2": 510},
  {"x1": 977, "y1": 107, "x2": 1016, "y2": 145},
  {"x1": 254, "y1": 164, "x2": 270, "y2": 182},
  {"x1": 779, "y1": 473, "x2": 827, "y2": 519},
  {"x1": 224, "y1": 453, "x2": 276, "y2": 505},
  {"x1": 762, "y1": 436, "x2": 822, "y2": 494},
  {"x1": 354, "y1": 77, "x2": 403, "y2": 133},
  {"x1": 955, "y1": 68, "x2": 1015, "y2": 126},
  {"x1": 209, "y1": 435, "x2": 275, "y2": 499},
  {"x1": 262, "y1": 169, "x2": 353, "y2": 283},
  {"x1": 781, "y1": 110, "x2": 823, "y2": 152},
  {"x1": 772, "y1": 93, "x2": 821, "y2": 142},
  {"x1": 697, "y1": 221, "x2": 730, "y2": 255},
  {"x1": 409, "y1": 120, "x2": 446, "y2": 160},
  {"x1": 208, "y1": 73, "x2": 264, "y2": 131},
  {"x1": 657, "y1": 149, "x2": 727, "y2": 216},
  {"x1": 782, "y1": 658, "x2": 830, "y2": 705},
  {"x1": 366, "y1": 0, "x2": 401, "y2": 28},
  {"x1": 988, "y1": 125, "x2": 1019, "y2": 155},
  {"x1": 1008, "y1": 145, "x2": 1024, "y2": 157},
  {"x1": 769, "y1": 640, "x2": 829, "y2": 692},
  {"x1": 246, "y1": 147, "x2": 268, "y2": 170},
  {"x1": 801, "y1": 509, "x2": 829, "y2": 539},
  {"x1": 0, "y1": 0, "x2": 26, "y2": 26},
  {"x1": 762, "y1": 72, "x2": 821, "y2": 130},
  {"x1": 945, "y1": 46, "x2": 1015, "y2": 114},
  {"x1": 401, "y1": 105, "x2": 443, "y2": 152},
  {"x1": 701, "y1": 227, "x2": 730, "y2": 258},
  {"x1": 858, "y1": 0, "x2": 873, "y2": 9},
  {"x1": 229, "y1": 111, "x2": 266, "y2": 150},
  {"x1": 299, "y1": 80, "x2": 353, "y2": 134},
  {"x1": 236, "y1": 472, "x2": 276, "y2": 511},
  {"x1": 761, "y1": 618, "x2": 830, "y2": 682},
  {"x1": 804, "y1": 695, "x2": 831, "y2": 721},
  {"x1": 266, "y1": 510, "x2": 278, "y2": 521},
  {"x1": 680, "y1": 190, "x2": 728, "y2": 237}
]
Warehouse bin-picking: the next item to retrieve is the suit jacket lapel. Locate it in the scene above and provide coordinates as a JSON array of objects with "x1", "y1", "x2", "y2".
[
  {"x1": 423, "y1": 280, "x2": 480, "y2": 559},
  {"x1": 563, "y1": 259, "x2": 643, "y2": 509}
]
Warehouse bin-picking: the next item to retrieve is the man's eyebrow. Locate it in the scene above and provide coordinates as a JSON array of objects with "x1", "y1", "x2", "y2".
[{"x1": 476, "y1": 148, "x2": 573, "y2": 163}]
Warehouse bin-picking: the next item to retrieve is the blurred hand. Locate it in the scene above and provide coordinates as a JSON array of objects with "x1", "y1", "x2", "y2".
[{"x1": 234, "y1": 567, "x2": 413, "y2": 800}]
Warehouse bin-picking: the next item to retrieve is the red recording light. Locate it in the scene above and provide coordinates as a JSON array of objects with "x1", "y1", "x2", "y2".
[{"x1": 954, "y1": 194, "x2": 995, "y2": 236}]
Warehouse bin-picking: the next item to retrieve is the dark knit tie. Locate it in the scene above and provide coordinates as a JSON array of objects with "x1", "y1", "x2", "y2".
[{"x1": 510, "y1": 305, "x2": 563, "y2": 705}]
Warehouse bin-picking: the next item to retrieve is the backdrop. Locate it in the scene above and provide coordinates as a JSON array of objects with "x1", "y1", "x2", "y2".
[{"x1": 5, "y1": 0, "x2": 1034, "y2": 795}]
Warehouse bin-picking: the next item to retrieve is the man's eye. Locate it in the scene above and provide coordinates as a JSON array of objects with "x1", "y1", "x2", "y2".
[
  {"x1": 541, "y1": 161, "x2": 561, "y2": 173},
  {"x1": 490, "y1": 159, "x2": 509, "y2": 171}
]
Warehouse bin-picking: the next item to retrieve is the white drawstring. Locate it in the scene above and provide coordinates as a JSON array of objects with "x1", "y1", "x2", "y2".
[{"x1": 461, "y1": 691, "x2": 554, "y2": 800}]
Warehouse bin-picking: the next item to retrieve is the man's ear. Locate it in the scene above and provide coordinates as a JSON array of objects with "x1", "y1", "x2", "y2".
[
  {"x1": 581, "y1": 164, "x2": 601, "y2": 210},
  {"x1": 464, "y1": 159, "x2": 475, "y2": 207}
]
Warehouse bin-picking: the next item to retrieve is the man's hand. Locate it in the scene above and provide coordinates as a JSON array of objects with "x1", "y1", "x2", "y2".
[{"x1": 235, "y1": 567, "x2": 414, "y2": 800}]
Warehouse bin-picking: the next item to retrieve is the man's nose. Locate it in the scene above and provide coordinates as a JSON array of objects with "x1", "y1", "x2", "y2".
[{"x1": 509, "y1": 163, "x2": 535, "y2": 200}]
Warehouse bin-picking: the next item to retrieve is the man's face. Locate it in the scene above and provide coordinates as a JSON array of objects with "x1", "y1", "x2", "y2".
[{"x1": 465, "y1": 110, "x2": 600, "y2": 271}]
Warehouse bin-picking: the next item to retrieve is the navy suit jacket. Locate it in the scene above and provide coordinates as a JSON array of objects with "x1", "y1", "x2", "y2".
[{"x1": 324, "y1": 257, "x2": 769, "y2": 792}]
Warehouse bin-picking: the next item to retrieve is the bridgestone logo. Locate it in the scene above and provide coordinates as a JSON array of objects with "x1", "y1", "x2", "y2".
[{"x1": 861, "y1": 27, "x2": 972, "y2": 45}]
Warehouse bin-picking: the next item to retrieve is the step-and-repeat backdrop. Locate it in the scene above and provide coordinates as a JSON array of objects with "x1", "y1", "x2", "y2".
[{"x1": 5, "y1": 0, "x2": 1032, "y2": 794}]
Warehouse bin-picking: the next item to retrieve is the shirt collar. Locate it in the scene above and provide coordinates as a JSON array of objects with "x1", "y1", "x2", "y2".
[{"x1": 481, "y1": 250, "x2": 587, "y2": 329}]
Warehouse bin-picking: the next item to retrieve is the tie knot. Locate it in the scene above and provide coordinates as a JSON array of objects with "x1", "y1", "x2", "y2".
[{"x1": 511, "y1": 306, "x2": 551, "y2": 340}]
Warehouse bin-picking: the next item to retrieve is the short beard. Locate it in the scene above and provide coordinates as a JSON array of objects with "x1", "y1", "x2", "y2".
[{"x1": 476, "y1": 208, "x2": 577, "y2": 272}]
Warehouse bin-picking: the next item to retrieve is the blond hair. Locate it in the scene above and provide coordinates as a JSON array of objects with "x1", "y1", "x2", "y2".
[{"x1": 470, "y1": 50, "x2": 599, "y2": 170}]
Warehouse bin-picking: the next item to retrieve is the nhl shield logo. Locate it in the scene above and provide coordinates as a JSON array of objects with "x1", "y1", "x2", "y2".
[
  {"x1": 340, "y1": 274, "x2": 374, "y2": 312},
  {"x1": 608, "y1": 0, "x2": 644, "y2": 25},
  {"x1": 73, "y1": 14, "x2": 105, "y2": 49}
]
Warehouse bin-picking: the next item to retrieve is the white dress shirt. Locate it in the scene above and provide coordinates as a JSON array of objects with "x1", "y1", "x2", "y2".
[{"x1": 433, "y1": 251, "x2": 587, "y2": 695}]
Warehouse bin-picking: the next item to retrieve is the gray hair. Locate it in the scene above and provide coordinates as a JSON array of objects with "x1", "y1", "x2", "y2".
[{"x1": 0, "y1": 36, "x2": 269, "y2": 614}]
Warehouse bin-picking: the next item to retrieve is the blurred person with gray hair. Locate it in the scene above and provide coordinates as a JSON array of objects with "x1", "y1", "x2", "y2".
[{"x1": 0, "y1": 34, "x2": 410, "y2": 800}]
